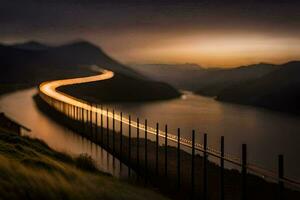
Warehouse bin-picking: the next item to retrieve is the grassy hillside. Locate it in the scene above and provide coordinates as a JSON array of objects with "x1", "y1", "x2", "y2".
[
  {"x1": 217, "y1": 61, "x2": 300, "y2": 113},
  {"x1": 0, "y1": 130, "x2": 168, "y2": 200}
]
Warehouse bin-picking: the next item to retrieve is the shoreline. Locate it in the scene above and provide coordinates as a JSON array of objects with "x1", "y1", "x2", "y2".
[{"x1": 34, "y1": 94, "x2": 300, "y2": 200}]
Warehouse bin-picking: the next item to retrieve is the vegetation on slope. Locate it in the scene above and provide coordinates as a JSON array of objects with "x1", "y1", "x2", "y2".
[{"x1": 0, "y1": 130, "x2": 168, "y2": 200}]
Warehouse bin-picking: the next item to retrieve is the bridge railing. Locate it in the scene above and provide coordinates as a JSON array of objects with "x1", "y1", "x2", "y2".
[{"x1": 39, "y1": 90, "x2": 300, "y2": 199}]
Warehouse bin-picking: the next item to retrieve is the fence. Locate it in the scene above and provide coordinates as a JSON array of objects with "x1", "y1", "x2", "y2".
[{"x1": 38, "y1": 90, "x2": 300, "y2": 200}]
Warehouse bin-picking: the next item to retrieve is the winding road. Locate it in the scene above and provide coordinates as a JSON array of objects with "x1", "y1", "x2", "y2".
[{"x1": 38, "y1": 66, "x2": 300, "y2": 189}]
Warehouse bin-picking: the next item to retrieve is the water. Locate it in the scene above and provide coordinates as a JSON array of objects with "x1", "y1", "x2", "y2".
[
  {"x1": 105, "y1": 91, "x2": 300, "y2": 180},
  {"x1": 1, "y1": 88, "x2": 300, "y2": 181},
  {"x1": 0, "y1": 88, "x2": 129, "y2": 178}
]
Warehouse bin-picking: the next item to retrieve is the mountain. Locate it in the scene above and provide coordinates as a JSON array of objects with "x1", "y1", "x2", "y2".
[
  {"x1": 11, "y1": 41, "x2": 50, "y2": 51},
  {"x1": 0, "y1": 40, "x2": 180, "y2": 101},
  {"x1": 195, "y1": 63, "x2": 277, "y2": 96},
  {"x1": 129, "y1": 64, "x2": 210, "y2": 90},
  {"x1": 130, "y1": 63, "x2": 277, "y2": 92},
  {"x1": 216, "y1": 61, "x2": 300, "y2": 113}
]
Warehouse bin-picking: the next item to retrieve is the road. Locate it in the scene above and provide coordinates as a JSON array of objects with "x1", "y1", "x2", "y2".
[{"x1": 38, "y1": 67, "x2": 300, "y2": 188}]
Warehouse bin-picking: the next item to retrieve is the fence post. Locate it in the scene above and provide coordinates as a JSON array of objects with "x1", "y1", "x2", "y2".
[
  {"x1": 145, "y1": 119, "x2": 148, "y2": 184},
  {"x1": 90, "y1": 104, "x2": 93, "y2": 138},
  {"x1": 191, "y1": 130, "x2": 195, "y2": 200},
  {"x1": 86, "y1": 108, "x2": 89, "y2": 135},
  {"x1": 128, "y1": 115, "x2": 131, "y2": 176},
  {"x1": 100, "y1": 105, "x2": 103, "y2": 145},
  {"x1": 95, "y1": 106, "x2": 98, "y2": 142},
  {"x1": 120, "y1": 112, "x2": 123, "y2": 159},
  {"x1": 165, "y1": 124, "x2": 168, "y2": 178},
  {"x1": 156, "y1": 123, "x2": 159, "y2": 176},
  {"x1": 106, "y1": 108, "x2": 109, "y2": 149},
  {"x1": 220, "y1": 136, "x2": 225, "y2": 200},
  {"x1": 81, "y1": 107, "x2": 84, "y2": 133},
  {"x1": 113, "y1": 110, "x2": 115, "y2": 155},
  {"x1": 242, "y1": 144, "x2": 247, "y2": 200},
  {"x1": 137, "y1": 118, "x2": 140, "y2": 176},
  {"x1": 177, "y1": 128, "x2": 181, "y2": 189},
  {"x1": 204, "y1": 133, "x2": 208, "y2": 200},
  {"x1": 278, "y1": 155, "x2": 284, "y2": 200}
]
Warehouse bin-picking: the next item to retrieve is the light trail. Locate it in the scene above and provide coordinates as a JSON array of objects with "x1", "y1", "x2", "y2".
[{"x1": 39, "y1": 66, "x2": 300, "y2": 190}]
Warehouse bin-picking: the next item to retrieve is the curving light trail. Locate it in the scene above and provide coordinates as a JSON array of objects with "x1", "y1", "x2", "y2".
[{"x1": 39, "y1": 66, "x2": 300, "y2": 189}]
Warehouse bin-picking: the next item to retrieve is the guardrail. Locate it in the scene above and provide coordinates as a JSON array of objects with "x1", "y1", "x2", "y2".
[{"x1": 39, "y1": 89, "x2": 300, "y2": 200}]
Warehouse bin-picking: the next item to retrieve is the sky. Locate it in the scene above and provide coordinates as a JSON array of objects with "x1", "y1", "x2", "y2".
[{"x1": 1, "y1": 0, "x2": 300, "y2": 67}]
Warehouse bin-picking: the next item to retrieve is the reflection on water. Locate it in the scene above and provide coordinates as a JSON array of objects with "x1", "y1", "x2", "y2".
[
  {"x1": 0, "y1": 88, "x2": 130, "y2": 177},
  {"x1": 1, "y1": 88, "x2": 300, "y2": 180},
  {"x1": 105, "y1": 91, "x2": 300, "y2": 180}
]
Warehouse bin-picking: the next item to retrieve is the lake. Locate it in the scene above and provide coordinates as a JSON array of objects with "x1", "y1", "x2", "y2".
[{"x1": 1, "y1": 88, "x2": 300, "y2": 180}]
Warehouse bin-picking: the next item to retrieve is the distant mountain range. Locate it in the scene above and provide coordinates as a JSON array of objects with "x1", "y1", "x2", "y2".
[
  {"x1": 216, "y1": 61, "x2": 300, "y2": 114},
  {"x1": 0, "y1": 40, "x2": 180, "y2": 101},
  {"x1": 131, "y1": 62, "x2": 300, "y2": 113}
]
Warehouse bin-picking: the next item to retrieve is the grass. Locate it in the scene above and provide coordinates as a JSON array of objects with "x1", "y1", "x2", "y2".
[{"x1": 0, "y1": 130, "x2": 169, "y2": 200}]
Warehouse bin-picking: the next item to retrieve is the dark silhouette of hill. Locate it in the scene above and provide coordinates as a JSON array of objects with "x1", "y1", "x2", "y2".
[
  {"x1": 11, "y1": 41, "x2": 50, "y2": 50},
  {"x1": 131, "y1": 63, "x2": 277, "y2": 92},
  {"x1": 195, "y1": 63, "x2": 277, "y2": 96},
  {"x1": 129, "y1": 64, "x2": 209, "y2": 90},
  {"x1": 0, "y1": 42, "x2": 94, "y2": 84},
  {"x1": 216, "y1": 61, "x2": 300, "y2": 113},
  {"x1": 58, "y1": 73, "x2": 180, "y2": 102},
  {"x1": 0, "y1": 41, "x2": 180, "y2": 101}
]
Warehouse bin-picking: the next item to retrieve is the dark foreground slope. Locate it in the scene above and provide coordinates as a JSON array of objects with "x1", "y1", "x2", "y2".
[
  {"x1": 0, "y1": 40, "x2": 180, "y2": 100},
  {"x1": 217, "y1": 61, "x2": 300, "y2": 114},
  {"x1": 0, "y1": 123, "x2": 168, "y2": 200}
]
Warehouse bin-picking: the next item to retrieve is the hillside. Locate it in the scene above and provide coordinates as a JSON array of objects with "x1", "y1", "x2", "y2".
[
  {"x1": 58, "y1": 73, "x2": 180, "y2": 102},
  {"x1": 0, "y1": 41, "x2": 180, "y2": 100},
  {"x1": 217, "y1": 61, "x2": 300, "y2": 113},
  {"x1": 130, "y1": 63, "x2": 277, "y2": 92},
  {"x1": 129, "y1": 64, "x2": 209, "y2": 90},
  {"x1": 194, "y1": 63, "x2": 277, "y2": 96},
  {"x1": 0, "y1": 127, "x2": 168, "y2": 200}
]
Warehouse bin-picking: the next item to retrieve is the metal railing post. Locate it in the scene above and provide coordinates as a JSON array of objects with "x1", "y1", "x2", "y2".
[
  {"x1": 95, "y1": 105, "x2": 98, "y2": 141},
  {"x1": 242, "y1": 144, "x2": 247, "y2": 200},
  {"x1": 156, "y1": 122, "x2": 159, "y2": 176},
  {"x1": 191, "y1": 130, "x2": 195, "y2": 200},
  {"x1": 106, "y1": 108, "x2": 109, "y2": 149},
  {"x1": 90, "y1": 104, "x2": 93, "y2": 138},
  {"x1": 177, "y1": 128, "x2": 181, "y2": 190},
  {"x1": 204, "y1": 133, "x2": 208, "y2": 200},
  {"x1": 145, "y1": 119, "x2": 148, "y2": 184},
  {"x1": 220, "y1": 136, "x2": 225, "y2": 200},
  {"x1": 128, "y1": 115, "x2": 131, "y2": 176},
  {"x1": 165, "y1": 124, "x2": 168, "y2": 178},
  {"x1": 120, "y1": 112, "x2": 123, "y2": 159},
  {"x1": 137, "y1": 118, "x2": 140, "y2": 176},
  {"x1": 278, "y1": 155, "x2": 284, "y2": 200},
  {"x1": 100, "y1": 105, "x2": 103, "y2": 145},
  {"x1": 113, "y1": 110, "x2": 115, "y2": 155}
]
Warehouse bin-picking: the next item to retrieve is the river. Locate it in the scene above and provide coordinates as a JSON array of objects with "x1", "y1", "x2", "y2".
[
  {"x1": 1, "y1": 88, "x2": 300, "y2": 180},
  {"x1": 0, "y1": 88, "x2": 130, "y2": 178}
]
